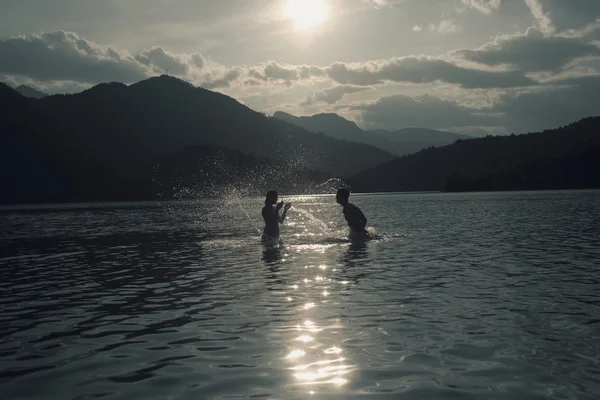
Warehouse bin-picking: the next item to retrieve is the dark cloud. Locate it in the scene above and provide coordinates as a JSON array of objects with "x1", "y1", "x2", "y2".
[
  {"x1": 326, "y1": 63, "x2": 383, "y2": 86},
  {"x1": 492, "y1": 74, "x2": 600, "y2": 132},
  {"x1": 202, "y1": 68, "x2": 242, "y2": 89},
  {"x1": 454, "y1": 27, "x2": 600, "y2": 72},
  {"x1": 327, "y1": 57, "x2": 536, "y2": 88},
  {"x1": 135, "y1": 47, "x2": 203, "y2": 76},
  {"x1": 353, "y1": 74, "x2": 600, "y2": 132},
  {"x1": 263, "y1": 62, "x2": 298, "y2": 82},
  {"x1": 542, "y1": 0, "x2": 600, "y2": 32},
  {"x1": 353, "y1": 93, "x2": 497, "y2": 131},
  {"x1": 0, "y1": 31, "x2": 149, "y2": 83}
]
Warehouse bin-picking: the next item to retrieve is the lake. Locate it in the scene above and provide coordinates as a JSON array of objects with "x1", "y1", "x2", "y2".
[{"x1": 1, "y1": 191, "x2": 599, "y2": 399}]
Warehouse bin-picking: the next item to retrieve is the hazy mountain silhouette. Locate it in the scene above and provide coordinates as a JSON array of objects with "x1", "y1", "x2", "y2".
[
  {"x1": 350, "y1": 117, "x2": 600, "y2": 193},
  {"x1": 273, "y1": 111, "x2": 470, "y2": 156},
  {"x1": 1, "y1": 76, "x2": 396, "y2": 203},
  {"x1": 274, "y1": 111, "x2": 365, "y2": 140},
  {"x1": 15, "y1": 84, "x2": 47, "y2": 99}
]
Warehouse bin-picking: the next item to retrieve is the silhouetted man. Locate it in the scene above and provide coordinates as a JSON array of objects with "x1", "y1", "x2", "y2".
[{"x1": 336, "y1": 188, "x2": 367, "y2": 234}]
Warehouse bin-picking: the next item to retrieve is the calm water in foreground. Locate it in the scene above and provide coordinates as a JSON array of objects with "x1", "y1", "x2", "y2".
[{"x1": 1, "y1": 191, "x2": 599, "y2": 400}]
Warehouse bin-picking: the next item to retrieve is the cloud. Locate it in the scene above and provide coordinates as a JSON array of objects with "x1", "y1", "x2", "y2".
[
  {"x1": 0, "y1": 30, "x2": 539, "y2": 95},
  {"x1": 263, "y1": 62, "x2": 299, "y2": 82},
  {"x1": 352, "y1": 93, "x2": 496, "y2": 130},
  {"x1": 202, "y1": 68, "x2": 242, "y2": 89},
  {"x1": 454, "y1": 27, "x2": 600, "y2": 73},
  {"x1": 460, "y1": 0, "x2": 502, "y2": 14},
  {"x1": 0, "y1": 31, "x2": 150, "y2": 84},
  {"x1": 492, "y1": 74, "x2": 600, "y2": 131},
  {"x1": 541, "y1": 1, "x2": 600, "y2": 33},
  {"x1": 524, "y1": 0, "x2": 555, "y2": 35},
  {"x1": 429, "y1": 20, "x2": 463, "y2": 34},
  {"x1": 327, "y1": 57, "x2": 535, "y2": 88},
  {"x1": 302, "y1": 85, "x2": 368, "y2": 106},
  {"x1": 352, "y1": 74, "x2": 600, "y2": 132},
  {"x1": 2, "y1": 27, "x2": 598, "y2": 134},
  {"x1": 326, "y1": 62, "x2": 383, "y2": 86},
  {"x1": 135, "y1": 47, "x2": 206, "y2": 76}
]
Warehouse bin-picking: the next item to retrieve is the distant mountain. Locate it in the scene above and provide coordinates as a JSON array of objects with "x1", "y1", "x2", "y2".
[
  {"x1": 15, "y1": 84, "x2": 47, "y2": 99},
  {"x1": 0, "y1": 76, "x2": 396, "y2": 203},
  {"x1": 273, "y1": 111, "x2": 470, "y2": 156},
  {"x1": 274, "y1": 111, "x2": 365, "y2": 140},
  {"x1": 370, "y1": 127, "x2": 469, "y2": 147},
  {"x1": 349, "y1": 117, "x2": 600, "y2": 193},
  {"x1": 445, "y1": 146, "x2": 600, "y2": 192}
]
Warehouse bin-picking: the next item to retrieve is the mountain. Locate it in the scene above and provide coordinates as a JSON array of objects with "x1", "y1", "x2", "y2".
[
  {"x1": 15, "y1": 84, "x2": 47, "y2": 99},
  {"x1": 274, "y1": 111, "x2": 365, "y2": 140},
  {"x1": 370, "y1": 127, "x2": 469, "y2": 147},
  {"x1": 349, "y1": 117, "x2": 600, "y2": 193},
  {"x1": 272, "y1": 111, "x2": 470, "y2": 156},
  {"x1": 445, "y1": 146, "x2": 600, "y2": 192},
  {"x1": 0, "y1": 76, "x2": 396, "y2": 203}
]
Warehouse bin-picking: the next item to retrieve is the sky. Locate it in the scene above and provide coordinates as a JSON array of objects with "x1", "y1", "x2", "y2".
[{"x1": 1, "y1": 0, "x2": 600, "y2": 135}]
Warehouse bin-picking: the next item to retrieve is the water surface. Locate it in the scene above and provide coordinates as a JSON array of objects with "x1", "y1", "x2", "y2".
[{"x1": 1, "y1": 191, "x2": 599, "y2": 399}]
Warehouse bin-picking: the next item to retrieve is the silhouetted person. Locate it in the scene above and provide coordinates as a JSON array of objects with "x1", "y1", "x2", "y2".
[
  {"x1": 336, "y1": 188, "x2": 367, "y2": 234},
  {"x1": 262, "y1": 190, "x2": 291, "y2": 241}
]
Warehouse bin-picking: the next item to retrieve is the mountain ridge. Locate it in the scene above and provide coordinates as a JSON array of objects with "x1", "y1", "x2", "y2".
[
  {"x1": 15, "y1": 84, "x2": 47, "y2": 99},
  {"x1": 272, "y1": 110, "x2": 471, "y2": 156},
  {"x1": 349, "y1": 116, "x2": 600, "y2": 193},
  {"x1": 0, "y1": 76, "x2": 396, "y2": 203}
]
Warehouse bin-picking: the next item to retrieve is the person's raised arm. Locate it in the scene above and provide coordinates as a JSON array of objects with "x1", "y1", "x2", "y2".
[{"x1": 279, "y1": 203, "x2": 292, "y2": 223}]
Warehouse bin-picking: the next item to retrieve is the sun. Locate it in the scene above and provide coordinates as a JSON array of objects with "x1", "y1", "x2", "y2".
[{"x1": 283, "y1": 0, "x2": 329, "y2": 30}]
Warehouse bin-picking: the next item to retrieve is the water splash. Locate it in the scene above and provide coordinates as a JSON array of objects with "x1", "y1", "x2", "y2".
[
  {"x1": 314, "y1": 178, "x2": 348, "y2": 193},
  {"x1": 294, "y1": 207, "x2": 331, "y2": 235},
  {"x1": 223, "y1": 186, "x2": 262, "y2": 236}
]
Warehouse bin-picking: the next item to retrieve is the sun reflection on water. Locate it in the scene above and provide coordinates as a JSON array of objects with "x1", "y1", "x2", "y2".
[{"x1": 283, "y1": 261, "x2": 356, "y2": 394}]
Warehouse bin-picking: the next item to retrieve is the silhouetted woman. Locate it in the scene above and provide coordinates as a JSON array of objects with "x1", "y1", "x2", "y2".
[{"x1": 262, "y1": 190, "x2": 291, "y2": 241}]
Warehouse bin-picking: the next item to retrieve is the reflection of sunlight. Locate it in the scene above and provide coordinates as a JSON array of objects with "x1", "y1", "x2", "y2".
[
  {"x1": 296, "y1": 335, "x2": 314, "y2": 343},
  {"x1": 287, "y1": 350, "x2": 306, "y2": 359},
  {"x1": 282, "y1": 253, "x2": 356, "y2": 393},
  {"x1": 291, "y1": 357, "x2": 345, "y2": 371},
  {"x1": 295, "y1": 322, "x2": 322, "y2": 333},
  {"x1": 324, "y1": 347, "x2": 343, "y2": 355}
]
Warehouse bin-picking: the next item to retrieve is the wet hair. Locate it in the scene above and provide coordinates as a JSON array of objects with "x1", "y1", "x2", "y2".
[
  {"x1": 336, "y1": 188, "x2": 350, "y2": 200},
  {"x1": 265, "y1": 190, "x2": 278, "y2": 206}
]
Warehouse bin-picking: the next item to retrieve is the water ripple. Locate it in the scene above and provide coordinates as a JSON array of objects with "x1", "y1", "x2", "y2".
[{"x1": 1, "y1": 191, "x2": 599, "y2": 399}]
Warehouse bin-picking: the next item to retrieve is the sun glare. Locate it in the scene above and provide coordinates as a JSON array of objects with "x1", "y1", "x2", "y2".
[{"x1": 284, "y1": 0, "x2": 329, "y2": 30}]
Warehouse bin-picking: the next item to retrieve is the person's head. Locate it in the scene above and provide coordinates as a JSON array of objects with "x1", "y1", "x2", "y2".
[
  {"x1": 265, "y1": 190, "x2": 278, "y2": 206},
  {"x1": 336, "y1": 188, "x2": 350, "y2": 205}
]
